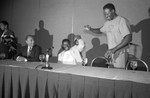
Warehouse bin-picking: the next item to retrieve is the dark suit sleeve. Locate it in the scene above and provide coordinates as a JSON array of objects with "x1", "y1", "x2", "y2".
[
  {"x1": 14, "y1": 46, "x2": 25, "y2": 59},
  {"x1": 27, "y1": 45, "x2": 42, "y2": 62}
]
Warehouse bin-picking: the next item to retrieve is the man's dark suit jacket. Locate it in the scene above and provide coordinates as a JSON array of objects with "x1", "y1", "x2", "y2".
[{"x1": 16, "y1": 44, "x2": 42, "y2": 62}]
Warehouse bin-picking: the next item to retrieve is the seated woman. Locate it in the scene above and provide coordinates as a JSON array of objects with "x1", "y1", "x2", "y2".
[
  {"x1": 58, "y1": 36, "x2": 87, "y2": 65},
  {"x1": 58, "y1": 39, "x2": 77, "y2": 65}
]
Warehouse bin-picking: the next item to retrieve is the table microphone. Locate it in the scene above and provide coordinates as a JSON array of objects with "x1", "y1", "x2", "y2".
[{"x1": 41, "y1": 47, "x2": 54, "y2": 70}]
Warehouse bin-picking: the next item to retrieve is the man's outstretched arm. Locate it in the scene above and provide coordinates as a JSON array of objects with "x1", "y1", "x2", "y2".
[{"x1": 84, "y1": 25, "x2": 103, "y2": 34}]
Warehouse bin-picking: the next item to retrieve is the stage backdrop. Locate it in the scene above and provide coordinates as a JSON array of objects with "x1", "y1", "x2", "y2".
[{"x1": 0, "y1": 0, "x2": 150, "y2": 66}]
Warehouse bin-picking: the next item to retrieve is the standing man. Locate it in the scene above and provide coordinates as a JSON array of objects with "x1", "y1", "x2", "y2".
[
  {"x1": 16, "y1": 35, "x2": 42, "y2": 62},
  {"x1": 84, "y1": 3, "x2": 132, "y2": 68}
]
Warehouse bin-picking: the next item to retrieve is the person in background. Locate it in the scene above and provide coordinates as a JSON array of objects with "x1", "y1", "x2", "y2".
[
  {"x1": 84, "y1": 3, "x2": 132, "y2": 68},
  {"x1": 16, "y1": 35, "x2": 42, "y2": 62},
  {"x1": 0, "y1": 21, "x2": 17, "y2": 59}
]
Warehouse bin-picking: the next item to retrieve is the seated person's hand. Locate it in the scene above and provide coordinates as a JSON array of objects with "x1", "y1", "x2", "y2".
[
  {"x1": 16, "y1": 56, "x2": 27, "y2": 62},
  {"x1": 84, "y1": 25, "x2": 91, "y2": 30},
  {"x1": 82, "y1": 58, "x2": 88, "y2": 66},
  {"x1": 104, "y1": 50, "x2": 112, "y2": 59},
  {"x1": 0, "y1": 53, "x2": 6, "y2": 59}
]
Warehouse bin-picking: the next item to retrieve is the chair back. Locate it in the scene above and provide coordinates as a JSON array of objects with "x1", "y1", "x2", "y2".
[
  {"x1": 126, "y1": 59, "x2": 149, "y2": 72},
  {"x1": 91, "y1": 56, "x2": 108, "y2": 68}
]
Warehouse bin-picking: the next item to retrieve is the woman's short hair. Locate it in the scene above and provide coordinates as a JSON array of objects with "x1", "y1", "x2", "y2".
[
  {"x1": 103, "y1": 3, "x2": 116, "y2": 11},
  {"x1": 0, "y1": 21, "x2": 9, "y2": 28},
  {"x1": 62, "y1": 39, "x2": 70, "y2": 44}
]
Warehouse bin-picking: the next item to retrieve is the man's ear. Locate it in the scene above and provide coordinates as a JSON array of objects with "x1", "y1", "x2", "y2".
[{"x1": 25, "y1": 40, "x2": 28, "y2": 44}]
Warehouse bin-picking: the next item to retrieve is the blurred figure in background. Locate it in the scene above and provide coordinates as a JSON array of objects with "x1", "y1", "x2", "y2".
[{"x1": 0, "y1": 21, "x2": 17, "y2": 59}]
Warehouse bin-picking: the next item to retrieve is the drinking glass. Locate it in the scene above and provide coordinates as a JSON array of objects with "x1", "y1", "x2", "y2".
[
  {"x1": 130, "y1": 60, "x2": 138, "y2": 72},
  {"x1": 39, "y1": 54, "x2": 45, "y2": 64}
]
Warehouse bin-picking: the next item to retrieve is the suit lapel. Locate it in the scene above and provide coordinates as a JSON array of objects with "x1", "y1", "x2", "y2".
[{"x1": 29, "y1": 45, "x2": 36, "y2": 57}]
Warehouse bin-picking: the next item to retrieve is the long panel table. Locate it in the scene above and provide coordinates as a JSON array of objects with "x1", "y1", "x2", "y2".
[{"x1": 0, "y1": 60, "x2": 150, "y2": 98}]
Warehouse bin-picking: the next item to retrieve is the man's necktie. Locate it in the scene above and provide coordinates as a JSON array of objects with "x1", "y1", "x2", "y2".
[{"x1": 27, "y1": 47, "x2": 32, "y2": 57}]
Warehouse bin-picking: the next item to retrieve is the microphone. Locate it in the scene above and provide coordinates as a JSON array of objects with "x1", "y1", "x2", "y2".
[{"x1": 41, "y1": 46, "x2": 54, "y2": 70}]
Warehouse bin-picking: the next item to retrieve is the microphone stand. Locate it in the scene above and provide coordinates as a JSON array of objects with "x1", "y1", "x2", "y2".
[{"x1": 41, "y1": 47, "x2": 53, "y2": 70}]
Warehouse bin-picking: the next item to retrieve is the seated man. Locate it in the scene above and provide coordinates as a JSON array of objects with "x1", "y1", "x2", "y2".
[
  {"x1": 58, "y1": 39, "x2": 77, "y2": 65},
  {"x1": 16, "y1": 35, "x2": 42, "y2": 62}
]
